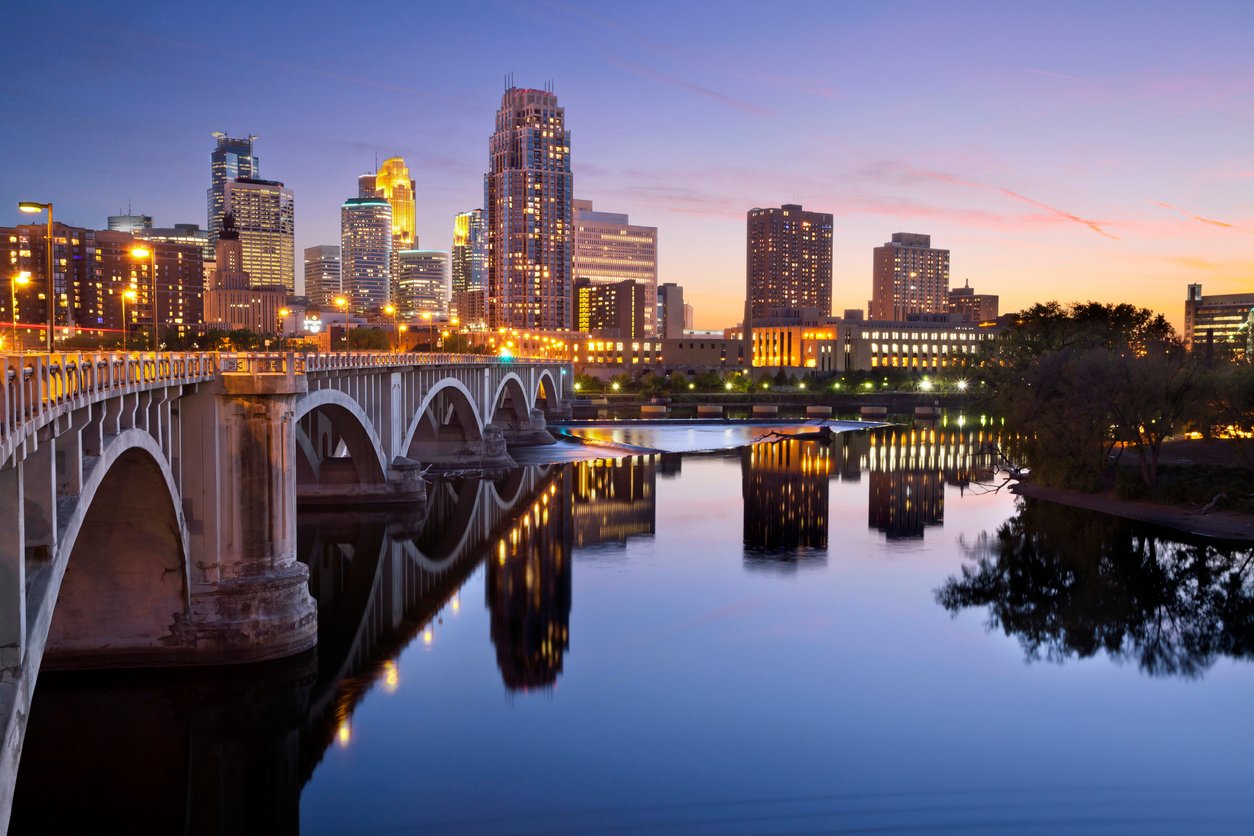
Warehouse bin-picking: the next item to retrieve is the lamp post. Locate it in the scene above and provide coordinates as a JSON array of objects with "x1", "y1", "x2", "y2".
[
  {"x1": 121, "y1": 288, "x2": 138, "y2": 351},
  {"x1": 9, "y1": 271, "x2": 31, "y2": 352},
  {"x1": 421, "y1": 311, "x2": 433, "y2": 349},
  {"x1": 278, "y1": 307, "x2": 290, "y2": 352},
  {"x1": 129, "y1": 245, "x2": 158, "y2": 350},
  {"x1": 333, "y1": 296, "x2": 348, "y2": 351},
  {"x1": 383, "y1": 304, "x2": 397, "y2": 352},
  {"x1": 398, "y1": 324, "x2": 408, "y2": 353},
  {"x1": 17, "y1": 201, "x2": 53, "y2": 352}
]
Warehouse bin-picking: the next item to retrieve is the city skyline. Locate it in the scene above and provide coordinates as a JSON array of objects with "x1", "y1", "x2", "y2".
[{"x1": 2, "y1": 1, "x2": 1252, "y2": 331}]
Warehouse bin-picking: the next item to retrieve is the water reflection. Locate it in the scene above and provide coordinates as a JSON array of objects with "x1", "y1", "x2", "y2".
[
  {"x1": 488, "y1": 469, "x2": 573, "y2": 690},
  {"x1": 573, "y1": 456, "x2": 656, "y2": 549},
  {"x1": 865, "y1": 429, "x2": 995, "y2": 540},
  {"x1": 742, "y1": 440, "x2": 830, "y2": 560},
  {"x1": 936, "y1": 498, "x2": 1254, "y2": 678}
]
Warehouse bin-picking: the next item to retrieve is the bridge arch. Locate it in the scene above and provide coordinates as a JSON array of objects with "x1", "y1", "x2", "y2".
[
  {"x1": 534, "y1": 369, "x2": 560, "y2": 416},
  {"x1": 45, "y1": 429, "x2": 191, "y2": 668},
  {"x1": 489, "y1": 372, "x2": 533, "y2": 431},
  {"x1": 401, "y1": 378, "x2": 493, "y2": 467},
  {"x1": 293, "y1": 388, "x2": 389, "y2": 493}
]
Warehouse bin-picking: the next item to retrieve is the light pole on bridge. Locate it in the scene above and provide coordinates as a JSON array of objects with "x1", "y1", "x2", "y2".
[{"x1": 17, "y1": 201, "x2": 54, "y2": 352}]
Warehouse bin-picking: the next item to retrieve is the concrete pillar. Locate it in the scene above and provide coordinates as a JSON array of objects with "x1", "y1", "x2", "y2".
[
  {"x1": 0, "y1": 461, "x2": 25, "y2": 669},
  {"x1": 23, "y1": 434, "x2": 56, "y2": 558},
  {"x1": 179, "y1": 373, "x2": 316, "y2": 664}
]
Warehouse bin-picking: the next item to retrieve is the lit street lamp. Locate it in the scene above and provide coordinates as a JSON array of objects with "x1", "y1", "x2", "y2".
[
  {"x1": 383, "y1": 303, "x2": 397, "y2": 352},
  {"x1": 18, "y1": 201, "x2": 54, "y2": 351},
  {"x1": 9, "y1": 271, "x2": 31, "y2": 352},
  {"x1": 121, "y1": 288, "x2": 138, "y2": 351},
  {"x1": 333, "y1": 296, "x2": 348, "y2": 351},
  {"x1": 129, "y1": 245, "x2": 158, "y2": 350},
  {"x1": 278, "y1": 307, "x2": 290, "y2": 351}
]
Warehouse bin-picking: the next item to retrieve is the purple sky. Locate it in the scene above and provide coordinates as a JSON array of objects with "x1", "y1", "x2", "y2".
[{"x1": 2, "y1": 0, "x2": 1251, "y2": 329}]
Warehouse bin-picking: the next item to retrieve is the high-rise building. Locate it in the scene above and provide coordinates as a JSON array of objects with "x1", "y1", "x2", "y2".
[
  {"x1": 207, "y1": 133, "x2": 258, "y2": 256},
  {"x1": 451, "y1": 209, "x2": 488, "y2": 325},
  {"x1": 137, "y1": 224, "x2": 210, "y2": 269},
  {"x1": 204, "y1": 213, "x2": 285, "y2": 333},
  {"x1": 1184, "y1": 283, "x2": 1254, "y2": 354},
  {"x1": 224, "y1": 177, "x2": 295, "y2": 292},
  {"x1": 340, "y1": 197, "x2": 393, "y2": 314},
  {"x1": 396, "y1": 249, "x2": 450, "y2": 319},
  {"x1": 485, "y1": 85, "x2": 573, "y2": 331},
  {"x1": 107, "y1": 214, "x2": 152, "y2": 233},
  {"x1": 572, "y1": 199, "x2": 658, "y2": 334},
  {"x1": 574, "y1": 278, "x2": 646, "y2": 339},
  {"x1": 304, "y1": 245, "x2": 342, "y2": 308},
  {"x1": 657, "y1": 282, "x2": 686, "y2": 339},
  {"x1": 357, "y1": 173, "x2": 377, "y2": 198},
  {"x1": 374, "y1": 157, "x2": 417, "y2": 250},
  {"x1": 947, "y1": 279, "x2": 998, "y2": 323},
  {"x1": 870, "y1": 233, "x2": 950, "y2": 321},
  {"x1": 746, "y1": 204, "x2": 833, "y2": 324}
]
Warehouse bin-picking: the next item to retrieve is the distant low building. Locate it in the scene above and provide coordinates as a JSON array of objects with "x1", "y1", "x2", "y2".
[
  {"x1": 574, "y1": 277, "x2": 646, "y2": 339},
  {"x1": 948, "y1": 279, "x2": 998, "y2": 322},
  {"x1": 1184, "y1": 283, "x2": 1254, "y2": 354}
]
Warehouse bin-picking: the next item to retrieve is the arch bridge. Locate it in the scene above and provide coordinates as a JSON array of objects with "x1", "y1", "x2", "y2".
[{"x1": 0, "y1": 350, "x2": 569, "y2": 829}]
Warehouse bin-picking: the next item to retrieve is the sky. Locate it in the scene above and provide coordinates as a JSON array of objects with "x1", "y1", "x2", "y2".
[{"x1": 1, "y1": 0, "x2": 1251, "y2": 330}]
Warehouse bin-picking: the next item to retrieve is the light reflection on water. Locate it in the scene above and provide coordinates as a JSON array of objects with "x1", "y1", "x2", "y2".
[{"x1": 10, "y1": 428, "x2": 1254, "y2": 834}]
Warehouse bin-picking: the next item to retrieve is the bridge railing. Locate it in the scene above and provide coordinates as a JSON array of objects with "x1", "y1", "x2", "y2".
[{"x1": 0, "y1": 352, "x2": 217, "y2": 454}]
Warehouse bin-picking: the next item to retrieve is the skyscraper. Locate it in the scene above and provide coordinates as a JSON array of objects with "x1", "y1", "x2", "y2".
[
  {"x1": 304, "y1": 245, "x2": 342, "y2": 308},
  {"x1": 340, "y1": 197, "x2": 392, "y2": 314},
  {"x1": 224, "y1": 177, "x2": 295, "y2": 293},
  {"x1": 485, "y1": 85, "x2": 573, "y2": 331},
  {"x1": 947, "y1": 279, "x2": 998, "y2": 323},
  {"x1": 451, "y1": 209, "x2": 488, "y2": 325},
  {"x1": 396, "y1": 250, "x2": 450, "y2": 319},
  {"x1": 870, "y1": 233, "x2": 950, "y2": 321},
  {"x1": 204, "y1": 213, "x2": 285, "y2": 333},
  {"x1": 657, "y1": 282, "x2": 686, "y2": 339},
  {"x1": 207, "y1": 132, "x2": 258, "y2": 256},
  {"x1": 746, "y1": 204, "x2": 833, "y2": 323},
  {"x1": 574, "y1": 278, "x2": 646, "y2": 338},
  {"x1": 572, "y1": 199, "x2": 658, "y2": 334}
]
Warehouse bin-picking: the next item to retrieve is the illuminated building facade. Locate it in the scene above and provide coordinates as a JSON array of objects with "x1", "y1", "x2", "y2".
[
  {"x1": 487, "y1": 468, "x2": 573, "y2": 690},
  {"x1": 224, "y1": 177, "x2": 295, "y2": 293},
  {"x1": 107, "y1": 215, "x2": 152, "y2": 233},
  {"x1": 94, "y1": 231, "x2": 204, "y2": 342},
  {"x1": 871, "y1": 233, "x2": 950, "y2": 321},
  {"x1": 137, "y1": 224, "x2": 209, "y2": 264},
  {"x1": 1184, "y1": 283, "x2": 1254, "y2": 354},
  {"x1": 304, "y1": 245, "x2": 341, "y2": 308},
  {"x1": 369, "y1": 157, "x2": 417, "y2": 296},
  {"x1": 207, "y1": 132, "x2": 258, "y2": 257},
  {"x1": 573, "y1": 199, "x2": 658, "y2": 334},
  {"x1": 746, "y1": 204, "x2": 834, "y2": 328},
  {"x1": 574, "y1": 277, "x2": 646, "y2": 339},
  {"x1": 742, "y1": 440, "x2": 830, "y2": 554},
  {"x1": 947, "y1": 279, "x2": 998, "y2": 323},
  {"x1": 396, "y1": 249, "x2": 450, "y2": 319},
  {"x1": 340, "y1": 197, "x2": 393, "y2": 314},
  {"x1": 451, "y1": 209, "x2": 488, "y2": 325},
  {"x1": 204, "y1": 213, "x2": 285, "y2": 333},
  {"x1": 485, "y1": 85, "x2": 573, "y2": 330}
]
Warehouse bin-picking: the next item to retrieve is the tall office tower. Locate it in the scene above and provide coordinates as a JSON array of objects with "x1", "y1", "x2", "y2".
[
  {"x1": 1184, "y1": 283, "x2": 1254, "y2": 353},
  {"x1": 107, "y1": 214, "x2": 153, "y2": 233},
  {"x1": 304, "y1": 245, "x2": 342, "y2": 307},
  {"x1": 870, "y1": 233, "x2": 950, "y2": 321},
  {"x1": 451, "y1": 209, "x2": 488, "y2": 325},
  {"x1": 485, "y1": 84, "x2": 573, "y2": 330},
  {"x1": 224, "y1": 177, "x2": 295, "y2": 292},
  {"x1": 340, "y1": 197, "x2": 393, "y2": 314},
  {"x1": 572, "y1": 199, "x2": 658, "y2": 334},
  {"x1": 137, "y1": 223, "x2": 210, "y2": 268},
  {"x1": 396, "y1": 249, "x2": 450, "y2": 319},
  {"x1": 207, "y1": 132, "x2": 259, "y2": 256},
  {"x1": 657, "y1": 282, "x2": 686, "y2": 339},
  {"x1": 947, "y1": 278, "x2": 998, "y2": 323},
  {"x1": 746, "y1": 204, "x2": 834, "y2": 323},
  {"x1": 204, "y1": 213, "x2": 285, "y2": 333},
  {"x1": 574, "y1": 277, "x2": 646, "y2": 339},
  {"x1": 357, "y1": 173, "x2": 377, "y2": 198}
]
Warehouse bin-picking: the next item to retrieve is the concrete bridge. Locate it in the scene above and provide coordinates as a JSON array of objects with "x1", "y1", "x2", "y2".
[{"x1": 0, "y1": 349, "x2": 569, "y2": 830}]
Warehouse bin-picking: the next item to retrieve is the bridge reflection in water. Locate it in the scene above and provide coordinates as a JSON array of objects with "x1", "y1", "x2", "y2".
[{"x1": 10, "y1": 430, "x2": 998, "y2": 832}]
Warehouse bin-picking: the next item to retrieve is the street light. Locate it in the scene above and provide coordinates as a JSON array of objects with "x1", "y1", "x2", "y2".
[
  {"x1": 383, "y1": 303, "x2": 397, "y2": 352},
  {"x1": 129, "y1": 245, "x2": 157, "y2": 350},
  {"x1": 398, "y1": 324, "x2": 409, "y2": 353},
  {"x1": 18, "y1": 201, "x2": 53, "y2": 352},
  {"x1": 9, "y1": 271, "x2": 31, "y2": 352},
  {"x1": 278, "y1": 307, "x2": 290, "y2": 352},
  {"x1": 121, "y1": 288, "x2": 138, "y2": 351},
  {"x1": 333, "y1": 296, "x2": 348, "y2": 351}
]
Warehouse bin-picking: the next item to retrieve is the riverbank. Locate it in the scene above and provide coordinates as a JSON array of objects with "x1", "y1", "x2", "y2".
[{"x1": 1010, "y1": 480, "x2": 1254, "y2": 543}]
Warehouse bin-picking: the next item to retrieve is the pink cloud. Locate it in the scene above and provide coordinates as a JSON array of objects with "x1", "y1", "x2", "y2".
[
  {"x1": 609, "y1": 59, "x2": 772, "y2": 116},
  {"x1": 1026, "y1": 67, "x2": 1088, "y2": 84},
  {"x1": 1151, "y1": 200, "x2": 1234, "y2": 228}
]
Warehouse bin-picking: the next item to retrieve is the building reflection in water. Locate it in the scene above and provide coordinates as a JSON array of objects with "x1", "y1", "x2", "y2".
[
  {"x1": 487, "y1": 467, "x2": 574, "y2": 691},
  {"x1": 865, "y1": 429, "x2": 997, "y2": 540},
  {"x1": 572, "y1": 455, "x2": 657, "y2": 549},
  {"x1": 742, "y1": 439, "x2": 831, "y2": 563}
]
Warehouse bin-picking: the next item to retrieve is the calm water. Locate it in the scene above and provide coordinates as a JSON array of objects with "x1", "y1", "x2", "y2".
[{"x1": 12, "y1": 427, "x2": 1254, "y2": 834}]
